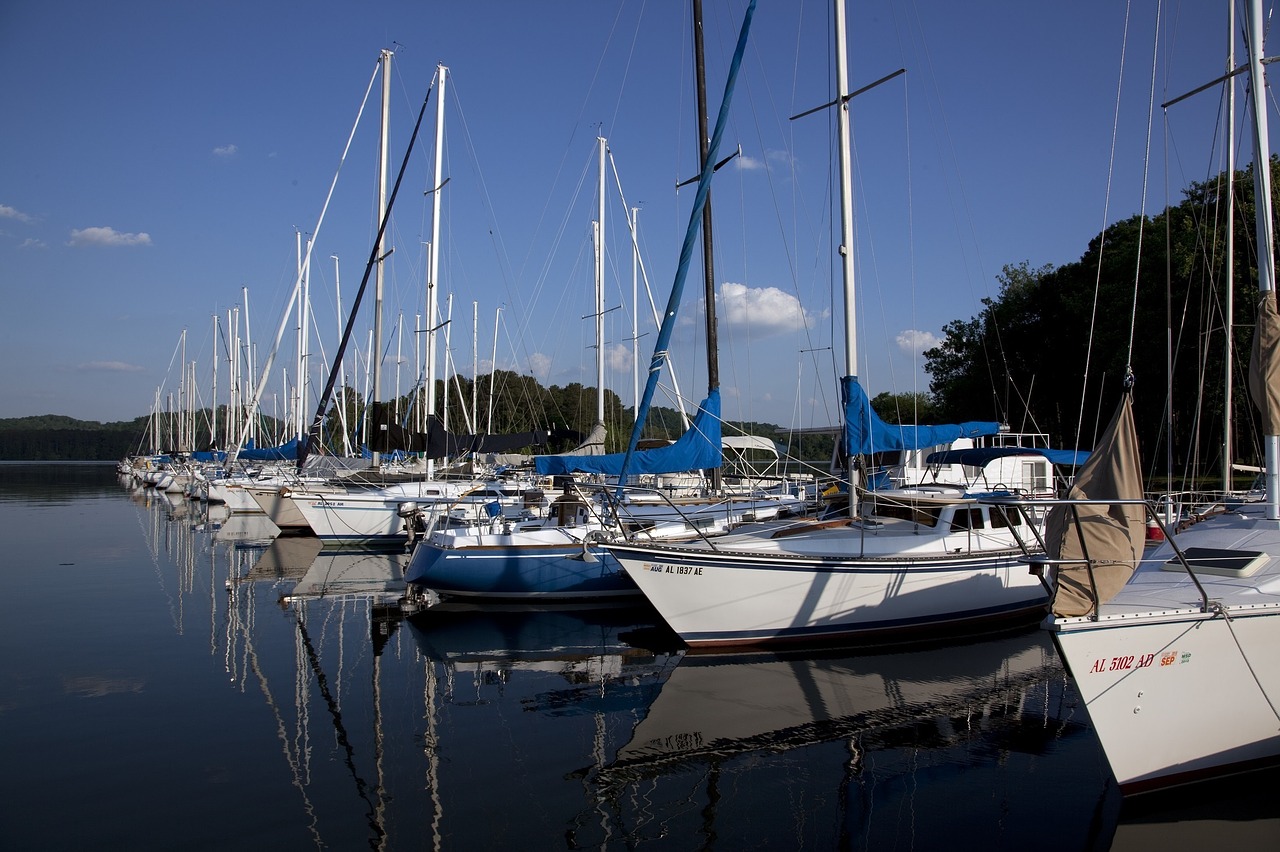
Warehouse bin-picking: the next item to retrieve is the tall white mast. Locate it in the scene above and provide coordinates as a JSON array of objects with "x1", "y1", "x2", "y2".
[
  {"x1": 488, "y1": 306, "x2": 501, "y2": 434},
  {"x1": 471, "y1": 301, "x2": 479, "y2": 430},
  {"x1": 834, "y1": 0, "x2": 857, "y2": 381},
  {"x1": 210, "y1": 313, "x2": 219, "y2": 448},
  {"x1": 295, "y1": 229, "x2": 304, "y2": 439},
  {"x1": 1224, "y1": 0, "x2": 1236, "y2": 491},
  {"x1": 1247, "y1": 0, "x2": 1278, "y2": 517},
  {"x1": 332, "y1": 255, "x2": 351, "y2": 455},
  {"x1": 443, "y1": 292, "x2": 453, "y2": 434},
  {"x1": 427, "y1": 64, "x2": 448, "y2": 475},
  {"x1": 595, "y1": 135, "x2": 607, "y2": 426},
  {"x1": 371, "y1": 48, "x2": 391, "y2": 466},
  {"x1": 631, "y1": 205, "x2": 640, "y2": 420},
  {"x1": 300, "y1": 238, "x2": 311, "y2": 440}
]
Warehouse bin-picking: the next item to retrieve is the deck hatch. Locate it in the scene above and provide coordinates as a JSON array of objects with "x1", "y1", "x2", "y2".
[{"x1": 1161, "y1": 546, "x2": 1269, "y2": 578}]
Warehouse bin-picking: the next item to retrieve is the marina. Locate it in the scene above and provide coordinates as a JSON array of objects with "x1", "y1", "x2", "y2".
[{"x1": 2, "y1": 462, "x2": 1277, "y2": 849}]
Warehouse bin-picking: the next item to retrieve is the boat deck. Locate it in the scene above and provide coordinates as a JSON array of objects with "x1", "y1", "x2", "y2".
[{"x1": 1063, "y1": 505, "x2": 1280, "y2": 625}]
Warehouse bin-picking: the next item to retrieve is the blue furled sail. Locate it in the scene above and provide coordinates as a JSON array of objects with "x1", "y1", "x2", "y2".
[
  {"x1": 841, "y1": 376, "x2": 1000, "y2": 457},
  {"x1": 237, "y1": 438, "x2": 301, "y2": 461},
  {"x1": 613, "y1": 1, "x2": 756, "y2": 493},
  {"x1": 536, "y1": 391, "x2": 721, "y2": 477}
]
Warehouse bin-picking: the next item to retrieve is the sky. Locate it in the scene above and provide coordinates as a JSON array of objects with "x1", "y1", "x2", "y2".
[{"x1": 0, "y1": 0, "x2": 1255, "y2": 432}]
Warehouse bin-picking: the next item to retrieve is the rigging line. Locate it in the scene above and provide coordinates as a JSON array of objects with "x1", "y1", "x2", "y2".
[
  {"x1": 607, "y1": 0, "x2": 648, "y2": 141},
  {"x1": 1127, "y1": 1, "x2": 1163, "y2": 370},
  {"x1": 1212, "y1": 603, "x2": 1280, "y2": 724},
  {"x1": 602, "y1": 149, "x2": 695, "y2": 427},
  {"x1": 449, "y1": 84, "x2": 526, "y2": 334},
  {"x1": 232, "y1": 57, "x2": 382, "y2": 463},
  {"x1": 617, "y1": 0, "x2": 757, "y2": 491},
  {"x1": 516, "y1": 147, "x2": 596, "y2": 358},
  {"x1": 1075, "y1": 0, "x2": 1136, "y2": 451},
  {"x1": 300, "y1": 71, "x2": 437, "y2": 469}
]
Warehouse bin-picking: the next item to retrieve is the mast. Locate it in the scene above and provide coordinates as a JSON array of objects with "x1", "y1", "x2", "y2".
[
  {"x1": 371, "y1": 48, "x2": 391, "y2": 467},
  {"x1": 596, "y1": 135, "x2": 607, "y2": 428},
  {"x1": 443, "y1": 293, "x2": 453, "y2": 435},
  {"x1": 1247, "y1": 0, "x2": 1278, "y2": 517},
  {"x1": 333, "y1": 255, "x2": 351, "y2": 455},
  {"x1": 488, "y1": 306, "x2": 501, "y2": 434},
  {"x1": 471, "y1": 301, "x2": 479, "y2": 432},
  {"x1": 295, "y1": 229, "x2": 304, "y2": 440},
  {"x1": 692, "y1": 0, "x2": 722, "y2": 492},
  {"x1": 632, "y1": 205, "x2": 640, "y2": 420},
  {"x1": 211, "y1": 313, "x2": 219, "y2": 449},
  {"x1": 427, "y1": 64, "x2": 448, "y2": 476},
  {"x1": 834, "y1": 0, "x2": 857, "y2": 382},
  {"x1": 1224, "y1": 1, "x2": 1236, "y2": 491}
]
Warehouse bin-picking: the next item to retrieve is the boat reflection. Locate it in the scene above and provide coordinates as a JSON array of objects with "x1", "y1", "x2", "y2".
[
  {"x1": 245, "y1": 535, "x2": 324, "y2": 583},
  {"x1": 609, "y1": 629, "x2": 1072, "y2": 776},
  {"x1": 286, "y1": 547, "x2": 409, "y2": 604},
  {"x1": 213, "y1": 511, "x2": 281, "y2": 545},
  {"x1": 408, "y1": 600, "x2": 682, "y2": 684}
]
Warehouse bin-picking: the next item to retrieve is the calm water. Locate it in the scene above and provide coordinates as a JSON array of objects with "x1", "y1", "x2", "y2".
[{"x1": 1, "y1": 463, "x2": 1276, "y2": 850}]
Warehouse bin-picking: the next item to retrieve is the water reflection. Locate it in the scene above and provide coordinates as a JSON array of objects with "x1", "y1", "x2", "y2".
[
  {"x1": 0, "y1": 461, "x2": 119, "y2": 504},
  {"x1": 609, "y1": 630, "x2": 1075, "y2": 776},
  {"x1": 38, "y1": 464, "x2": 1259, "y2": 848},
  {"x1": 124, "y1": 478, "x2": 1105, "y2": 848}
]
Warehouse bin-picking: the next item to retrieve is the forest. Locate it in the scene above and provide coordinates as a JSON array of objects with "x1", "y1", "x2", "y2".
[
  {"x1": 925, "y1": 157, "x2": 1280, "y2": 489},
  {"x1": 6, "y1": 158, "x2": 1275, "y2": 482}
]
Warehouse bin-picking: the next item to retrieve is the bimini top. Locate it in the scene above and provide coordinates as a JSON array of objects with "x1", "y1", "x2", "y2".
[{"x1": 924, "y1": 446, "x2": 1090, "y2": 468}]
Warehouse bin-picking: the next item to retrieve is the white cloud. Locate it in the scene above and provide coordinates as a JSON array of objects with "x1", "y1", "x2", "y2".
[
  {"x1": 78, "y1": 360, "x2": 145, "y2": 373},
  {"x1": 0, "y1": 204, "x2": 35, "y2": 223},
  {"x1": 896, "y1": 329, "x2": 940, "y2": 355},
  {"x1": 767, "y1": 149, "x2": 796, "y2": 169},
  {"x1": 19, "y1": 237, "x2": 46, "y2": 249},
  {"x1": 716, "y1": 282, "x2": 815, "y2": 335},
  {"x1": 213, "y1": 143, "x2": 238, "y2": 157},
  {"x1": 731, "y1": 149, "x2": 793, "y2": 173},
  {"x1": 69, "y1": 226, "x2": 152, "y2": 247},
  {"x1": 604, "y1": 342, "x2": 633, "y2": 373},
  {"x1": 527, "y1": 352, "x2": 552, "y2": 381}
]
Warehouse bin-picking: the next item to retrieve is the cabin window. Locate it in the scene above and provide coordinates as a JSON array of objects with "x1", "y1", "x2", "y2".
[
  {"x1": 1021, "y1": 460, "x2": 1049, "y2": 492},
  {"x1": 988, "y1": 506, "x2": 1022, "y2": 528},
  {"x1": 950, "y1": 508, "x2": 984, "y2": 532},
  {"x1": 873, "y1": 502, "x2": 942, "y2": 527}
]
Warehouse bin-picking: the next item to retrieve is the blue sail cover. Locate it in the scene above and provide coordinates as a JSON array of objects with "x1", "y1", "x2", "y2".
[
  {"x1": 536, "y1": 390, "x2": 722, "y2": 477},
  {"x1": 842, "y1": 376, "x2": 999, "y2": 456},
  {"x1": 237, "y1": 437, "x2": 301, "y2": 461}
]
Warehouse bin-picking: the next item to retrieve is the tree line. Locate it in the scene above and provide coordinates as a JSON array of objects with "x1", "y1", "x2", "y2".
[{"x1": 923, "y1": 157, "x2": 1280, "y2": 488}]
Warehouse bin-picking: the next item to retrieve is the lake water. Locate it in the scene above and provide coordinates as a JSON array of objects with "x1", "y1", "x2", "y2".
[{"x1": 1, "y1": 463, "x2": 1276, "y2": 850}]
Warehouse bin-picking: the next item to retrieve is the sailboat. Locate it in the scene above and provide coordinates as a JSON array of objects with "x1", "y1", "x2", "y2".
[
  {"x1": 604, "y1": 0, "x2": 1050, "y2": 648},
  {"x1": 287, "y1": 58, "x2": 544, "y2": 544},
  {"x1": 1041, "y1": 0, "x2": 1280, "y2": 796},
  {"x1": 403, "y1": 12, "x2": 801, "y2": 600}
]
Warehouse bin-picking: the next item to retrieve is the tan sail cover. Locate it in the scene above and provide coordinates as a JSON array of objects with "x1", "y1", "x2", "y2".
[
  {"x1": 1248, "y1": 292, "x2": 1280, "y2": 434},
  {"x1": 1044, "y1": 393, "x2": 1145, "y2": 616}
]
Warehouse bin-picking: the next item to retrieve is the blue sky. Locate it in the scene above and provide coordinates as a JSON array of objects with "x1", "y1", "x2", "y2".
[{"x1": 0, "y1": 1, "x2": 1246, "y2": 430}]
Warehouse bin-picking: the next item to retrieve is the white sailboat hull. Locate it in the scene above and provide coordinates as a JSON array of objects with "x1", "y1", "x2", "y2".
[
  {"x1": 1048, "y1": 507, "x2": 1280, "y2": 793},
  {"x1": 608, "y1": 518, "x2": 1048, "y2": 647}
]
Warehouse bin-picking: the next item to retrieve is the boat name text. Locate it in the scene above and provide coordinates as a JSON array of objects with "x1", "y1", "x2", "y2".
[
  {"x1": 1087, "y1": 650, "x2": 1189, "y2": 674},
  {"x1": 642, "y1": 562, "x2": 702, "y2": 576}
]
